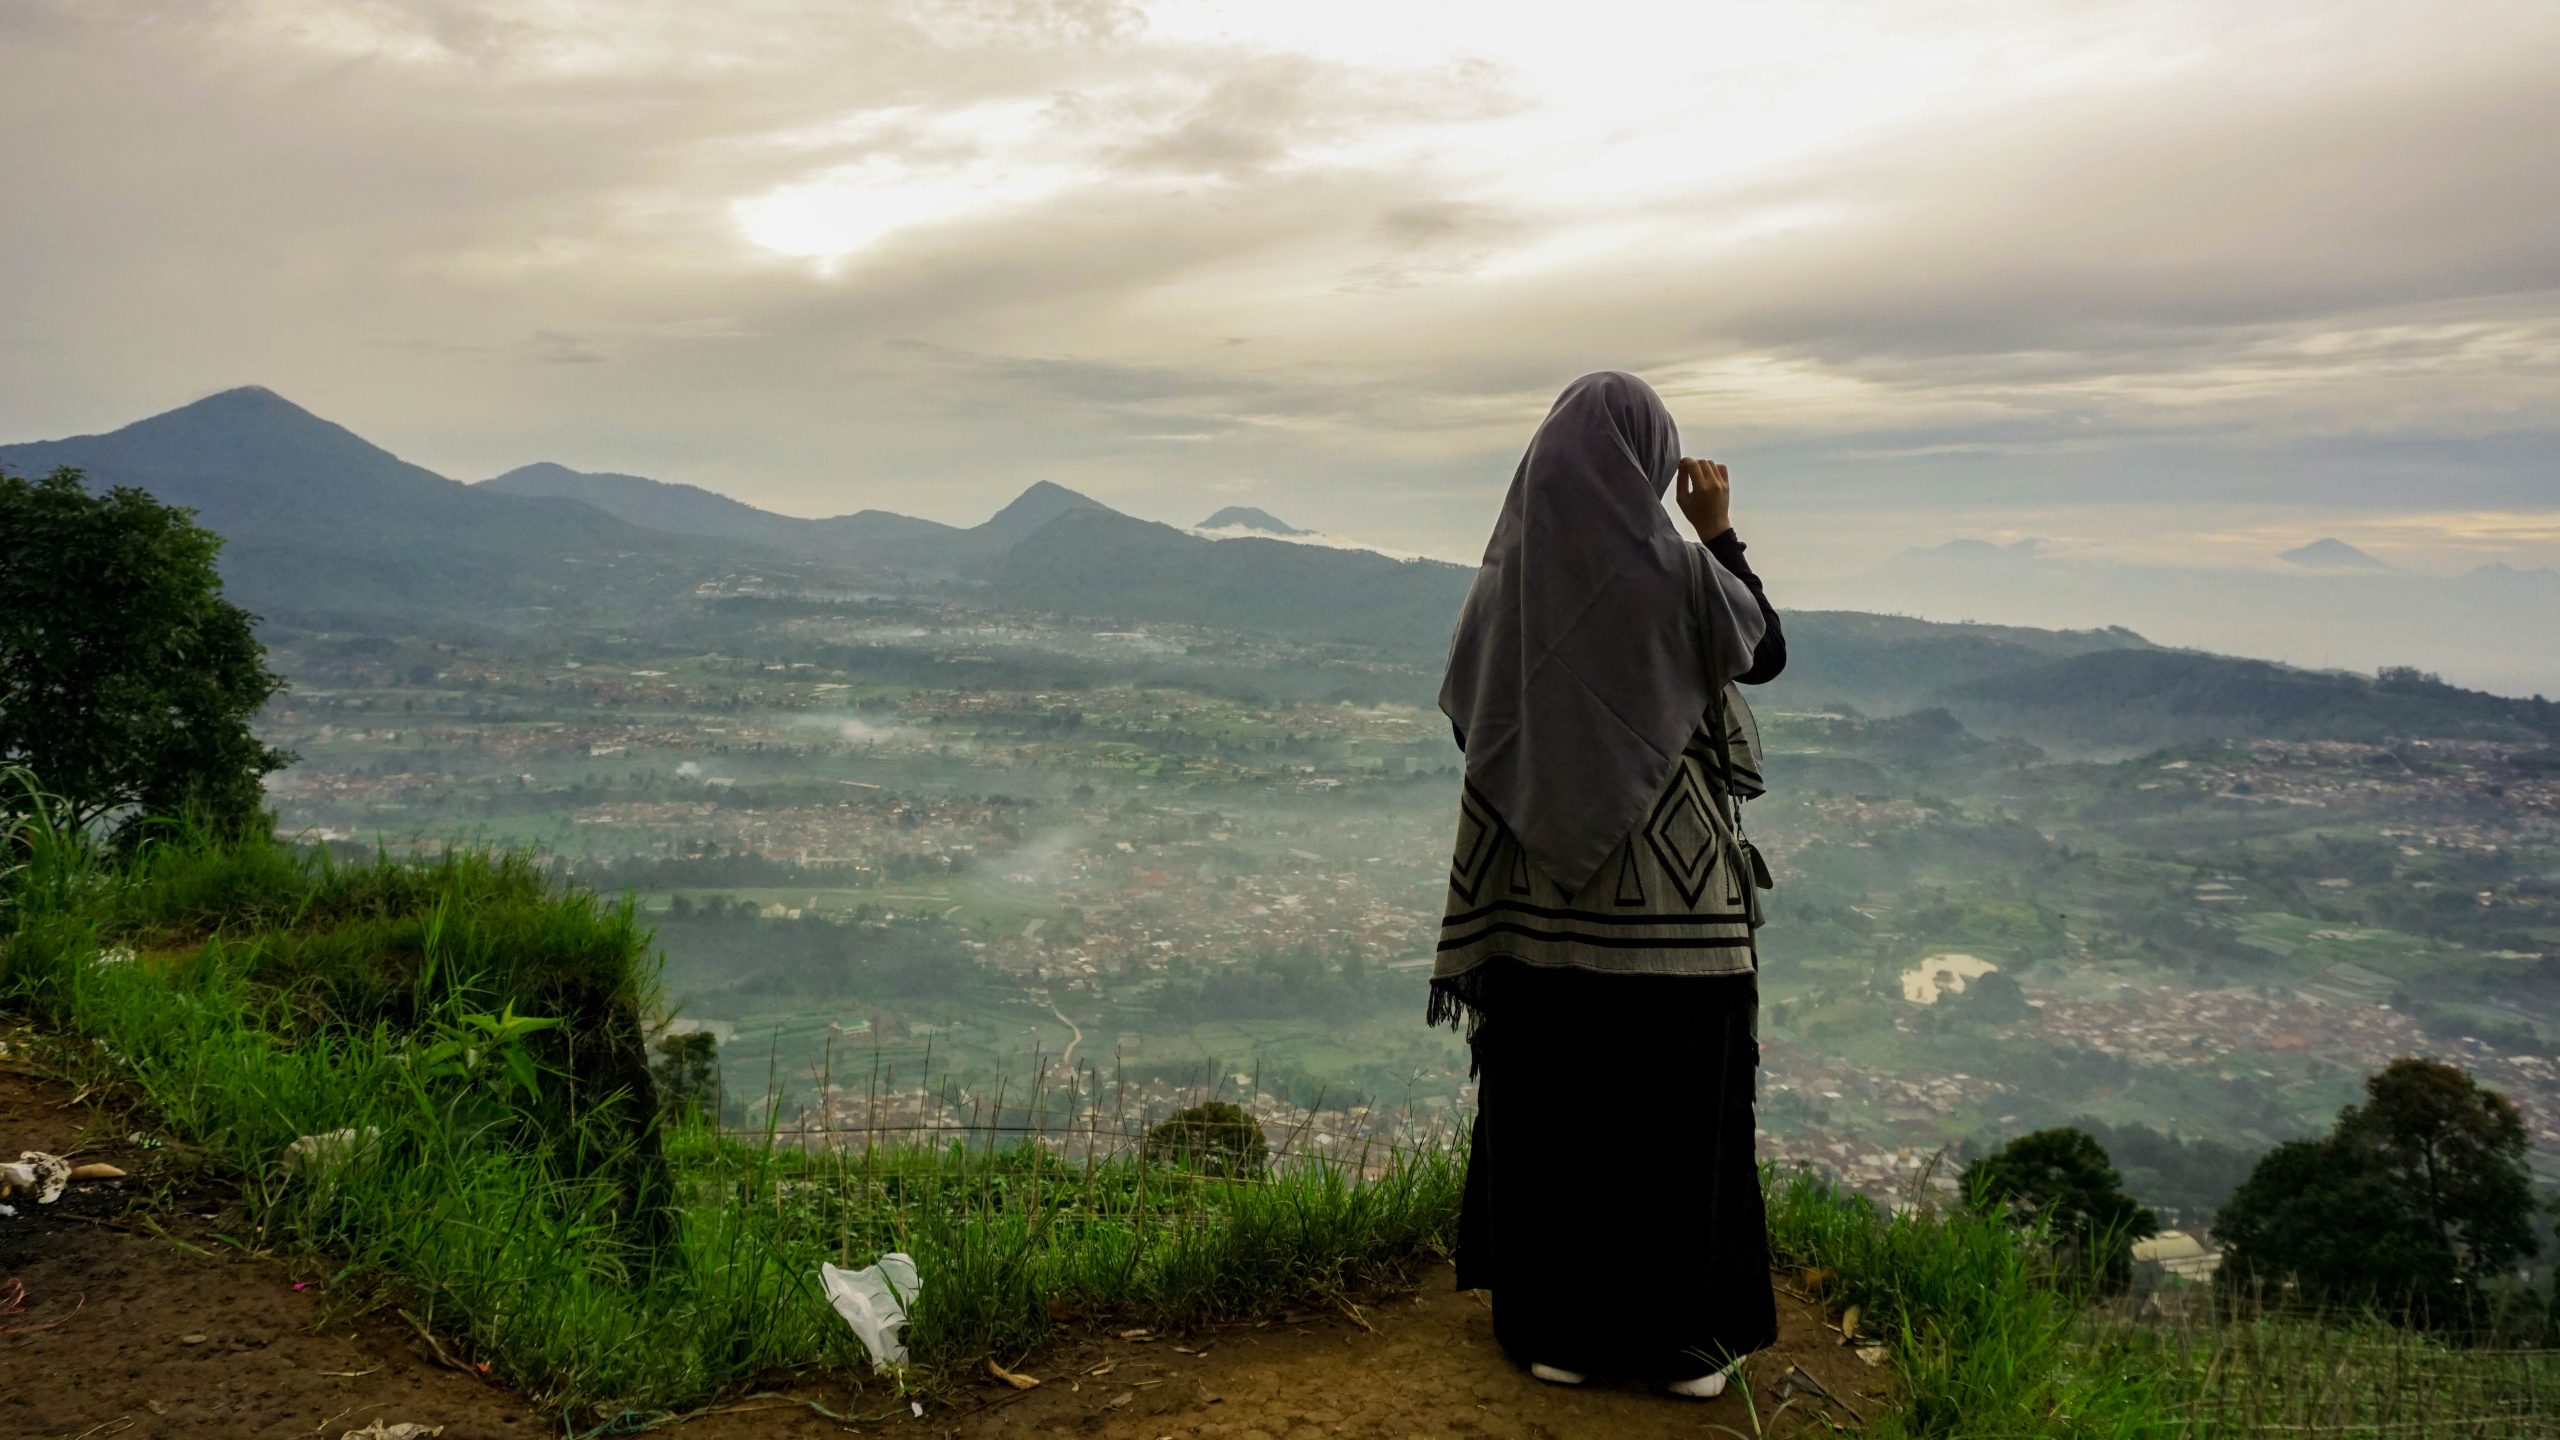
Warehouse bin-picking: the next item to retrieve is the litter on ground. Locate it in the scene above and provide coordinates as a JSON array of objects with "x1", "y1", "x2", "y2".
[{"x1": 819, "y1": 1252, "x2": 919, "y2": 1372}]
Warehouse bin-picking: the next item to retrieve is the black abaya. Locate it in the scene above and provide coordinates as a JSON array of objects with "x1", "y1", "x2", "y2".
[{"x1": 1455, "y1": 962, "x2": 1776, "y2": 1381}]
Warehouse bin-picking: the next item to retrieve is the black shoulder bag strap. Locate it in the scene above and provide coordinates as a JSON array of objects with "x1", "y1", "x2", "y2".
[{"x1": 1705, "y1": 685, "x2": 1774, "y2": 933}]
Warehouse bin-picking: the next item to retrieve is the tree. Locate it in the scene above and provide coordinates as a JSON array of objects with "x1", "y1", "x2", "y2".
[
  {"x1": 2067, "y1": 1116, "x2": 2258, "y2": 1224},
  {"x1": 650, "y1": 1030, "x2": 722, "y2": 1121},
  {"x1": 2214, "y1": 1138, "x2": 2456, "y2": 1318},
  {"x1": 1142, "y1": 1100, "x2": 1269, "y2": 1178},
  {"x1": 1960, "y1": 971, "x2": 2031, "y2": 1023},
  {"x1": 1962, "y1": 1126, "x2": 2159, "y2": 1290},
  {"x1": 2216, "y1": 1059, "x2": 2538, "y2": 1323},
  {"x1": 0, "y1": 468, "x2": 291, "y2": 839},
  {"x1": 2338, "y1": 1058, "x2": 2539, "y2": 1278}
]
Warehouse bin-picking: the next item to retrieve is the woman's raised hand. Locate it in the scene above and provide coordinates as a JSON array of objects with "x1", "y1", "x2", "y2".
[{"x1": 1675, "y1": 458, "x2": 1731, "y2": 542}]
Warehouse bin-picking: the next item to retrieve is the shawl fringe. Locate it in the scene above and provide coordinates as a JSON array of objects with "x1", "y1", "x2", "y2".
[{"x1": 1426, "y1": 968, "x2": 1492, "y2": 1076}]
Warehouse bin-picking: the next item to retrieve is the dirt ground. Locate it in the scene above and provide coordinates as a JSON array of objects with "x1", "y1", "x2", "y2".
[
  {"x1": 1, "y1": 1054, "x2": 1888, "y2": 1439},
  {"x1": 0, "y1": 1062, "x2": 557, "y2": 1440}
]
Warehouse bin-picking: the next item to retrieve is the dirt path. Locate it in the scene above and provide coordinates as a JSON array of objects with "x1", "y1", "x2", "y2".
[
  {"x1": 1047, "y1": 999, "x2": 1084, "y2": 1070},
  {"x1": 0, "y1": 1064, "x2": 552, "y2": 1440},
  {"x1": 1, "y1": 1050, "x2": 1889, "y2": 1438},
  {"x1": 893, "y1": 1274, "x2": 1880, "y2": 1439}
]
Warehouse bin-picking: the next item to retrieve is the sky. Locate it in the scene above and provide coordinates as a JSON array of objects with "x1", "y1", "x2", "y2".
[{"x1": 4, "y1": 0, "x2": 2557, "y2": 584}]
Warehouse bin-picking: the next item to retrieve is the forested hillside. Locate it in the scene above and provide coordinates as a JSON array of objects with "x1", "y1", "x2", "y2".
[
  {"x1": 995, "y1": 509, "x2": 1478, "y2": 655},
  {"x1": 1940, "y1": 648, "x2": 2560, "y2": 747}
]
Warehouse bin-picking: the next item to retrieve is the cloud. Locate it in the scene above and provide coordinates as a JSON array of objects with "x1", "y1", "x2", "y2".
[{"x1": 0, "y1": 0, "x2": 2554, "y2": 573}]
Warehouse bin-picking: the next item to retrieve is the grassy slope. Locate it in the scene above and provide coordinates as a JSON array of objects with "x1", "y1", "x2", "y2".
[
  {"x1": 6, "y1": 818, "x2": 2546, "y2": 1431},
  {"x1": 0, "y1": 822, "x2": 1466, "y2": 1418}
]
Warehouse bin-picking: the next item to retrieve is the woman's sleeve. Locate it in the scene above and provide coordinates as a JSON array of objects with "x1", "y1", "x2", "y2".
[{"x1": 1705, "y1": 530, "x2": 1786, "y2": 684}]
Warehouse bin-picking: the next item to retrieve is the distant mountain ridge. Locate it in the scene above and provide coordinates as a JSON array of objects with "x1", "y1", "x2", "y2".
[
  {"x1": 1826, "y1": 531, "x2": 2560, "y2": 699},
  {"x1": 998, "y1": 508, "x2": 1475, "y2": 654},
  {"x1": 977, "y1": 480, "x2": 1113, "y2": 542},
  {"x1": 8, "y1": 387, "x2": 552, "y2": 531},
  {"x1": 0, "y1": 387, "x2": 723, "y2": 628},
  {"x1": 1199, "y1": 505, "x2": 1307, "y2": 536},
  {"x1": 1938, "y1": 647, "x2": 2555, "y2": 746},
  {"x1": 8, "y1": 387, "x2": 2550, "y2": 747},
  {"x1": 2280, "y1": 538, "x2": 2389, "y2": 570},
  {"x1": 483, "y1": 461, "x2": 824, "y2": 549},
  {"x1": 481, "y1": 459, "x2": 965, "y2": 552},
  {"x1": 479, "y1": 463, "x2": 1121, "y2": 562}
]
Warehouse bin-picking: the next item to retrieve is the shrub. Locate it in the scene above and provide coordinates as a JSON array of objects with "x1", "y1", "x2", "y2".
[
  {"x1": 1142, "y1": 1100, "x2": 1270, "y2": 1177},
  {"x1": 1961, "y1": 1126, "x2": 2159, "y2": 1292}
]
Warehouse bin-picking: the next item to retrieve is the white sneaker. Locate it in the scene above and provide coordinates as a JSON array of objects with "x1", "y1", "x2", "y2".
[
  {"x1": 1528, "y1": 1363, "x2": 1587, "y2": 1386},
  {"x1": 1663, "y1": 1360, "x2": 1741, "y2": 1399},
  {"x1": 1663, "y1": 1371, "x2": 1727, "y2": 1398}
]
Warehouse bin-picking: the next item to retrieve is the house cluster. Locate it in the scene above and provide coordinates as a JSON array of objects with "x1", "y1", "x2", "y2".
[
  {"x1": 2144, "y1": 739, "x2": 2558, "y2": 845},
  {"x1": 2020, "y1": 981, "x2": 2556, "y2": 1159}
]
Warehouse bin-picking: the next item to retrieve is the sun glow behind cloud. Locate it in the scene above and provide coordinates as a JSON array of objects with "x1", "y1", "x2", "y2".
[{"x1": 730, "y1": 101, "x2": 1106, "y2": 265}]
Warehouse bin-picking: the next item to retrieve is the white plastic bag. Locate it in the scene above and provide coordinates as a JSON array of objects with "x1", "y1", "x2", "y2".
[
  {"x1": 820, "y1": 1253, "x2": 919, "y2": 1371},
  {"x1": 283, "y1": 1127, "x2": 381, "y2": 1178},
  {"x1": 0, "y1": 1151, "x2": 68, "y2": 1204}
]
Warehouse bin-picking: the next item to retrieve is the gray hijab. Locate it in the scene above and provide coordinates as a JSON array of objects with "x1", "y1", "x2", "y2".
[{"x1": 1439, "y1": 372, "x2": 1767, "y2": 893}]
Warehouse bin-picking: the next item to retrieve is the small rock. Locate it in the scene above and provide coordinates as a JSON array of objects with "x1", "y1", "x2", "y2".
[
  {"x1": 1771, "y1": 1364, "x2": 1834, "y2": 1403},
  {"x1": 179, "y1": 1333, "x2": 210, "y2": 1345},
  {"x1": 0, "y1": 1152, "x2": 70, "y2": 1205}
]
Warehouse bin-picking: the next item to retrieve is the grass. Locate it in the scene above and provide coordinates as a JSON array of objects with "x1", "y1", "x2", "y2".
[
  {"x1": 0, "y1": 806, "x2": 1467, "y2": 1424},
  {"x1": 6, "y1": 797, "x2": 2551, "y2": 1433},
  {"x1": 2082, "y1": 1309, "x2": 2557, "y2": 1437},
  {"x1": 1765, "y1": 1165, "x2": 2160, "y2": 1436},
  {"x1": 1765, "y1": 1164, "x2": 2557, "y2": 1437}
]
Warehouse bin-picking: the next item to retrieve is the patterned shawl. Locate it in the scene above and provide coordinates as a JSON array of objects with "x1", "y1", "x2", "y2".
[{"x1": 1438, "y1": 371, "x2": 1767, "y2": 893}]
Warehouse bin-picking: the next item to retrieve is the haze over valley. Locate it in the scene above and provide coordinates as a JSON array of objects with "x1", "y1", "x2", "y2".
[{"x1": 9, "y1": 384, "x2": 2553, "y2": 1217}]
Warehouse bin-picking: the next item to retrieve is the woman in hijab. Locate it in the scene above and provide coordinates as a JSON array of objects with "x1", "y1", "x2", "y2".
[{"x1": 1432, "y1": 371, "x2": 1786, "y2": 1398}]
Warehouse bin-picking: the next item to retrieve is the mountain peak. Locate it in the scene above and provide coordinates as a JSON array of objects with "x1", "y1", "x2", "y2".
[
  {"x1": 0, "y1": 382, "x2": 622, "y2": 562},
  {"x1": 481, "y1": 460, "x2": 681, "y2": 495},
  {"x1": 26, "y1": 385, "x2": 405, "y2": 484},
  {"x1": 173, "y1": 384, "x2": 315, "y2": 418},
  {"x1": 1199, "y1": 505, "x2": 1307, "y2": 536},
  {"x1": 1007, "y1": 479, "x2": 1099, "y2": 510},
  {"x1": 977, "y1": 480, "x2": 1116, "y2": 539},
  {"x1": 2279, "y1": 538, "x2": 2388, "y2": 571},
  {"x1": 489, "y1": 460, "x2": 582, "y2": 483}
]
